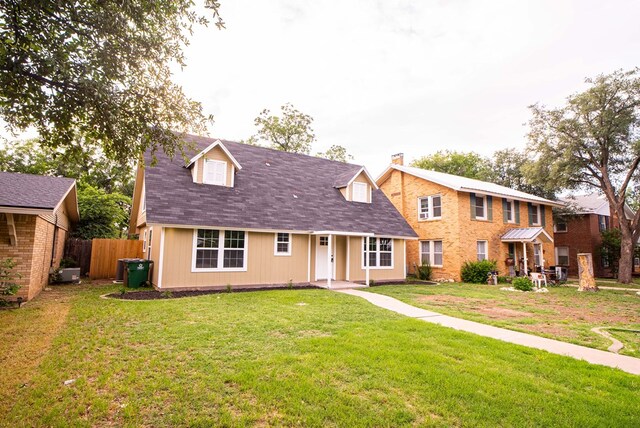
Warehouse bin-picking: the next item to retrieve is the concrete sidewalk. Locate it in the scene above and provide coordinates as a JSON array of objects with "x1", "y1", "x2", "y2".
[{"x1": 337, "y1": 288, "x2": 640, "y2": 375}]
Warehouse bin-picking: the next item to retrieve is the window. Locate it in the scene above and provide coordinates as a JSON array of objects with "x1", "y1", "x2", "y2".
[
  {"x1": 142, "y1": 230, "x2": 147, "y2": 252},
  {"x1": 141, "y1": 184, "x2": 146, "y2": 213},
  {"x1": 475, "y1": 195, "x2": 487, "y2": 219},
  {"x1": 531, "y1": 204, "x2": 541, "y2": 225},
  {"x1": 420, "y1": 240, "x2": 443, "y2": 267},
  {"x1": 556, "y1": 246, "x2": 569, "y2": 266},
  {"x1": 203, "y1": 159, "x2": 227, "y2": 185},
  {"x1": 146, "y1": 228, "x2": 153, "y2": 260},
  {"x1": 477, "y1": 240, "x2": 488, "y2": 261},
  {"x1": 598, "y1": 215, "x2": 608, "y2": 232},
  {"x1": 505, "y1": 200, "x2": 514, "y2": 223},
  {"x1": 418, "y1": 195, "x2": 442, "y2": 220},
  {"x1": 193, "y1": 229, "x2": 246, "y2": 271},
  {"x1": 555, "y1": 222, "x2": 568, "y2": 233},
  {"x1": 352, "y1": 182, "x2": 368, "y2": 203},
  {"x1": 319, "y1": 236, "x2": 328, "y2": 246},
  {"x1": 362, "y1": 237, "x2": 393, "y2": 268},
  {"x1": 274, "y1": 232, "x2": 291, "y2": 256}
]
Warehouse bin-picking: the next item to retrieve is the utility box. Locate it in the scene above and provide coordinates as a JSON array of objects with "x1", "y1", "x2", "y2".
[{"x1": 57, "y1": 268, "x2": 81, "y2": 284}]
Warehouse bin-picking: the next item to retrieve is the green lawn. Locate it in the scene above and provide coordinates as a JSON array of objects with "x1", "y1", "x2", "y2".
[
  {"x1": 1, "y1": 284, "x2": 639, "y2": 427},
  {"x1": 369, "y1": 283, "x2": 640, "y2": 357}
]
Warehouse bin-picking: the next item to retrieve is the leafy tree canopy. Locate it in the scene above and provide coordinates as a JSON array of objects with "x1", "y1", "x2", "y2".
[
  {"x1": 74, "y1": 184, "x2": 131, "y2": 240},
  {"x1": 0, "y1": 1, "x2": 223, "y2": 163},
  {"x1": 526, "y1": 68, "x2": 640, "y2": 283},
  {"x1": 316, "y1": 145, "x2": 354, "y2": 163},
  {"x1": 411, "y1": 150, "x2": 493, "y2": 181}
]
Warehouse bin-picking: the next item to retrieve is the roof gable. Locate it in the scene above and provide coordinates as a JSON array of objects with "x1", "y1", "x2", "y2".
[
  {"x1": 185, "y1": 139, "x2": 242, "y2": 170},
  {"x1": 333, "y1": 167, "x2": 379, "y2": 190}
]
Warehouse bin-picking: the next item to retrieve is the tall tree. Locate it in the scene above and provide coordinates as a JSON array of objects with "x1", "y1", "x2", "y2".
[
  {"x1": 411, "y1": 150, "x2": 493, "y2": 181},
  {"x1": 316, "y1": 145, "x2": 353, "y2": 162},
  {"x1": 74, "y1": 184, "x2": 131, "y2": 239},
  {"x1": 0, "y1": 1, "x2": 223, "y2": 163},
  {"x1": 527, "y1": 68, "x2": 640, "y2": 283},
  {"x1": 247, "y1": 103, "x2": 316, "y2": 154},
  {"x1": 492, "y1": 148, "x2": 556, "y2": 199}
]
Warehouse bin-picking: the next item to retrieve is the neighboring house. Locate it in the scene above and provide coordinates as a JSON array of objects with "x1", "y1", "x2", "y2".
[
  {"x1": 377, "y1": 155, "x2": 562, "y2": 281},
  {"x1": 128, "y1": 134, "x2": 416, "y2": 290},
  {"x1": 0, "y1": 172, "x2": 79, "y2": 301},
  {"x1": 554, "y1": 193, "x2": 632, "y2": 278}
]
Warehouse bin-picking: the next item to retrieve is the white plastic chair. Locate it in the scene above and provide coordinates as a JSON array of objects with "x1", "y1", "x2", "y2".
[{"x1": 530, "y1": 272, "x2": 547, "y2": 288}]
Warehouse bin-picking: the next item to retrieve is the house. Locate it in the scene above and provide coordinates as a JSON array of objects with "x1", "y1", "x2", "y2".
[
  {"x1": 128, "y1": 135, "x2": 417, "y2": 290},
  {"x1": 377, "y1": 154, "x2": 562, "y2": 281},
  {"x1": 0, "y1": 172, "x2": 79, "y2": 301},
  {"x1": 554, "y1": 193, "x2": 633, "y2": 278}
]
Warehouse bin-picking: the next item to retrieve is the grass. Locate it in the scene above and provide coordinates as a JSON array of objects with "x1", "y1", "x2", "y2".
[
  {"x1": 369, "y1": 283, "x2": 640, "y2": 357},
  {"x1": 0, "y1": 284, "x2": 639, "y2": 426}
]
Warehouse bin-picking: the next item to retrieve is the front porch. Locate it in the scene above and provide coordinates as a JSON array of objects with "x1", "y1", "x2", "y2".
[
  {"x1": 311, "y1": 280, "x2": 368, "y2": 290},
  {"x1": 501, "y1": 227, "x2": 554, "y2": 276}
]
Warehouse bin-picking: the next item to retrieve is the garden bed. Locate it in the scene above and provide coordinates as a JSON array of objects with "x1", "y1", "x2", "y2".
[{"x1": 106, "y1": 284, "x2": 323, "y2": 300}]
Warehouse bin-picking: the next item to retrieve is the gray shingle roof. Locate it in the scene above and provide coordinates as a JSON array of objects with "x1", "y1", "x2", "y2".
[
  {"x1": 144, "y1": 134, "x2": 417, "y2": 237},
  {"x1": 0, "y1": 171, "x2": 75, "y2": 209}
]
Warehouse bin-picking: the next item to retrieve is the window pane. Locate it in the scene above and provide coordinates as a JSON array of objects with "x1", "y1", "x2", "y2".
[
  {"x1": 420, "y1": 198, "x2": 429, "y2": 218},
  {"x1": 432, "y1": 196, "x2": 442, "y2": 217},
  {"x1": 223, "y1": 249, "x2": 244, "y2": 268},
  {"x1": 379, "y1": 238, "x2": 392, "y2": 252},
  {"x1": 532, "y1": 206, "x2": 539, "y2": 224},
  {"x1": 277, "y1": 233, "x2": 289, "y2": 243},
  {"x1": 197, "y1": 229, "x2": 219, "y2": 248},
  {"x1": 196, "y1": 249, "x2": 218, "y2": 269},
  {"x1": 477, "y1": 241, "x2": 486, "y2": 261},
  {"x1": 224, "y1": 231, "x2": 245, "y2": 248},
  {"x1": 420, "y1": 241, "x2": 431, "y2": 265},
  {"x1": 369, "y1": 238, "x2": 377, "y2": 251},
  {"x1": 434, "y1": 253, "x2": 443, "y2": 266},
  {"x1": 475, "y1": 197, "x2": 485, "y2": 217},
  {"x1": 433, "y1": 241, "x2": 443, "y2": 253},
  {"x1": 379, "y1": 253, "x2": 392, "y2": 266},
  {"x1": 369, "y1": 252, "x2": 377, "y2": 267},
  {"x1": 277, "y1": 242, "x2": 289, "y2": 253}
]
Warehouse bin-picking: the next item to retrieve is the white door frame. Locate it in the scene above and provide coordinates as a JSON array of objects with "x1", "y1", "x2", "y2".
[{"x1": 315, "y1": 234, "x2": 336, "y2": 281}]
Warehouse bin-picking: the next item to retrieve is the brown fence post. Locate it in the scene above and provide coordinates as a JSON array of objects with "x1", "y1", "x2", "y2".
[{"x1": 89, "y1": 239, "x2": 144, "y2": 279}]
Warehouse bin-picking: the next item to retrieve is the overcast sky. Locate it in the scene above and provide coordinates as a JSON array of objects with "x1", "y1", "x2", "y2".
[{"x1": 172, "y1": 0, "x2": 639, "y2": 176}]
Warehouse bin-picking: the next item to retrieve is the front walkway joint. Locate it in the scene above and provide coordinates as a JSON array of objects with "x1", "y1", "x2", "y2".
[{"x1": 336, "y1": 288, "x2": 640, "y2": 375}]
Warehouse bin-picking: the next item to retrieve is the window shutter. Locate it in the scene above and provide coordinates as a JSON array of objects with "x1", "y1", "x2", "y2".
[
  {"x1": 528, "y1": 203, "x2": 533, "y2": 226},
  {"x1": 515, "y1": 201, "x2": 520, "y2": 224},
  {"x1": 470, "y1": 193, "x2": 476, "y2": 219},
  {"x1": 487, "y1": 196, "x2": 493, "y2": 221},
  {"x1": 540, "y1": 205, "x2": 546, "y2": 227},
  {"x1": 502, "y1": 198, "x2": 508, "y2": 223}
]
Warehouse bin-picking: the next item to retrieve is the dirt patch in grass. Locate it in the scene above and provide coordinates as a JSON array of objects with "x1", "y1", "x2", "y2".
[
  {"x1": 416, "y1": 295, "x2": 479, "y2": 304},
  {"x1": 477, "y1": 307, "x2": 533, "y2": 319},
  {"x1": 107, "y1": 285, "x2": 322, "y2": 300}
]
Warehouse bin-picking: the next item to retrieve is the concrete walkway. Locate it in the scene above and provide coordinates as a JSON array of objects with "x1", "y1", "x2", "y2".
[{"x1": 337, "y1": 288, "x2": 640, "y2": 375}]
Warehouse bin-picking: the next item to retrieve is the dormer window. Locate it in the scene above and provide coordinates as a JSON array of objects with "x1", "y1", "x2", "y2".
[
  {"x1": 203, "y1": 159, "x2": 227, "y2": 186},
  {"x1": 352, "y1": 182, "x2": 368, "y2": 203}
]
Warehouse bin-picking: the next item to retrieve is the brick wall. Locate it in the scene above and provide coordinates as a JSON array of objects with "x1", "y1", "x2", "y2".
[
  {"x1": 554, "y1": 214, "x2": 611, "y2": 277},
  {"x1": 380, "y1": 169, "x2": 556, "y2": 281}
]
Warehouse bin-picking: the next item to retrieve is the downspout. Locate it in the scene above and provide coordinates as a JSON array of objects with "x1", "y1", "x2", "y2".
[{"x1": 50, "y1": 213, "x2": 59, "y2": 267}]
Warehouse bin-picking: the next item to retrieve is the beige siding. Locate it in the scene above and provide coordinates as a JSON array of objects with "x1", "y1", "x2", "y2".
[
  {"x1": 160, "y1": 229, "x2": 309, "y2": 289},
  {"x1": 347, "y1": 237, "x2": 405, "y2": 282},
  {"x1": 342, "y1": 171, "x2": 372, "y2": 203},
  {"x1": 335, "y1": 235, "x2": 347, "y2": 280},
  {"x1": 194, "y1": 146, "x2": 235, "y2": 187}
]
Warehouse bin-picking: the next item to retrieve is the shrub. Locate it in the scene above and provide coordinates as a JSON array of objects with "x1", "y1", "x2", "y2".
[
  {"x1": 461, "y1": 260, "x2": 497, "y2": 284},
  {"x1": 0, "y1": 258, "x2": 21, "y2": 300},
  {"x1": 59, "y1": 257, "x2": 78, "y2": 269},
  {"x1": 512, "y1": 276, "x2": 534, "y2": 291},
  {"x1": 497, "y1": 276, "x2": 511, "y2": 284},
  {"x1": 415, "y1": 262, "x2": 432, "y2": 281}
]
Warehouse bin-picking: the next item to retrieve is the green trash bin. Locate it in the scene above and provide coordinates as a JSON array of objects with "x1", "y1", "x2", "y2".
[{"x1": 124, "y1": 259, "x2": 153, "y2": 288}]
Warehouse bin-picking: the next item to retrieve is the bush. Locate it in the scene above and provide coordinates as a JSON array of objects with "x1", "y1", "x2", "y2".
[
  {"x1": 0, "y1": 258, "x2": 21, "y2": 304},
  {"x1": 497, "y1": 276, "x2": 511, "y2": 284},
  {"x1": 415, "y1": 262, "x2": 432, "y2": 281},
  {"x1": 59, "y1": 257, "x2": 78, "y2": 269},
  {"x1": 512, "y1": 276, "x2": 534, "y2": 291},
  {"x1": 461, "y1": 260, "x2": 497, "y2": 284}
]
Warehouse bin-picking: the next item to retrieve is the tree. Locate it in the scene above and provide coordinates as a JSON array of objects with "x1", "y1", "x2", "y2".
[
  {"x1": 75, "y1": 184, "x2": 131, "y2": 240},
  {"x1": 492, "y1": 148, "x2": 556, "y2": 199},
  {"x1": 527, "y1": 69, "x2": 640, "y2": 283},
  {"x1": 248, "y1": 103, "x2": 316, "y2": 154},
  {"x1": 410, "y1": 150, "x2": 493, "y2": 181},
  {"x1": 599, "y1": 229, "x2": 621, "y2": 278},
  {"x1": 0, "y1": 139, "x2": 134, "y2": 196},
  {"x1": 317, "y1": 145, "x2": 353, "y2": 162},
  {"x1": 0, "y1": 1, "x2": 223, "y2": 163}
]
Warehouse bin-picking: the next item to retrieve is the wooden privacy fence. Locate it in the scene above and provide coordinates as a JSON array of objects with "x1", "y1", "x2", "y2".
[
  {"x1": 64, "y1": 238, "x2": 93, "y2": 277},
  {"x1": 89, "y1": 239, "x2": 144, "y2": 279}
]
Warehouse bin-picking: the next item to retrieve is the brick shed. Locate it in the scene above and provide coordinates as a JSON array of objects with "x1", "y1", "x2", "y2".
[{"x1": 0, "y1": 172, "x2": 79, "y2": 301}]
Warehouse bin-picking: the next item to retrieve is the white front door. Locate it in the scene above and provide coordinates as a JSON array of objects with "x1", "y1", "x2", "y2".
[{"x1": 315, "y1": 235, "x2": 335, "y2": 280}]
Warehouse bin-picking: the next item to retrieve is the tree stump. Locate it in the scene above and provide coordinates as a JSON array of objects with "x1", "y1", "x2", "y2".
[{"x1": 577, "y1": 253, "x2": 598, "y2": 292}]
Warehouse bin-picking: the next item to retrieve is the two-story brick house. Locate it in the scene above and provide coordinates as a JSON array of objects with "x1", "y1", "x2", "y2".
[
  {"x1": 554, "y1": 193, "x2": 632, "y2": 278},
  {"x1": 377, "y1": 155, "x2": 562, "y2": 281}
]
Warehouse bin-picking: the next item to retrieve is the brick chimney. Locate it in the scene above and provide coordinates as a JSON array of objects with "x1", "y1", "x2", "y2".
[{"x1": 391, "y1": 153, "x2": 404, "y2": 166}]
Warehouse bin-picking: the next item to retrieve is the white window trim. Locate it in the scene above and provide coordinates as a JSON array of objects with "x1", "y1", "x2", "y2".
[
  {"x1": 555, "y1": 246, "x2": 569, "y2": 265},
  {"x1": 506, "y1": 199, "x2": 515, "y2": 223},
  {"x1": 531, "y1": 204, "x2": 542, "y2": 226},
  {"x1": 203, "y1": 159, "x2": 228, "y2": 186},
  {"x1": 475, "y1": 195, "x2": 488, "y2": 220},
  {"x1": 533, "y1": 242, "x2": 543, "y2": 266},
  {"x1": 352, "y1": 181, "x2": 368, "y2": 203},
  {"x1": 146, "y1": 227, "x2": 153, "y2": 260},
  {"x1": 274, "y1": 232, "x2": 292, "y2": 256},
  {"x1": 554, "y1": 222, "x2": 568, "y2": 233},
  {"x1": 191, "y1": 229, "x2": 248, "y2": 272},
  {"x1": 361, "y1": 237, "x2": 394, "y2": 270},
  {"x1": 420, "y1": 240, "x2": 443, "y2": 267},
  {"x1": 141, "y1": 184, "x2": 146, "y2": 213},
  {"x1": 418, "y1": 195, "x2": 442, "y2": 221},
  {"x1": 477, "y1": 240, "x2": 488, "y2": 261}
]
